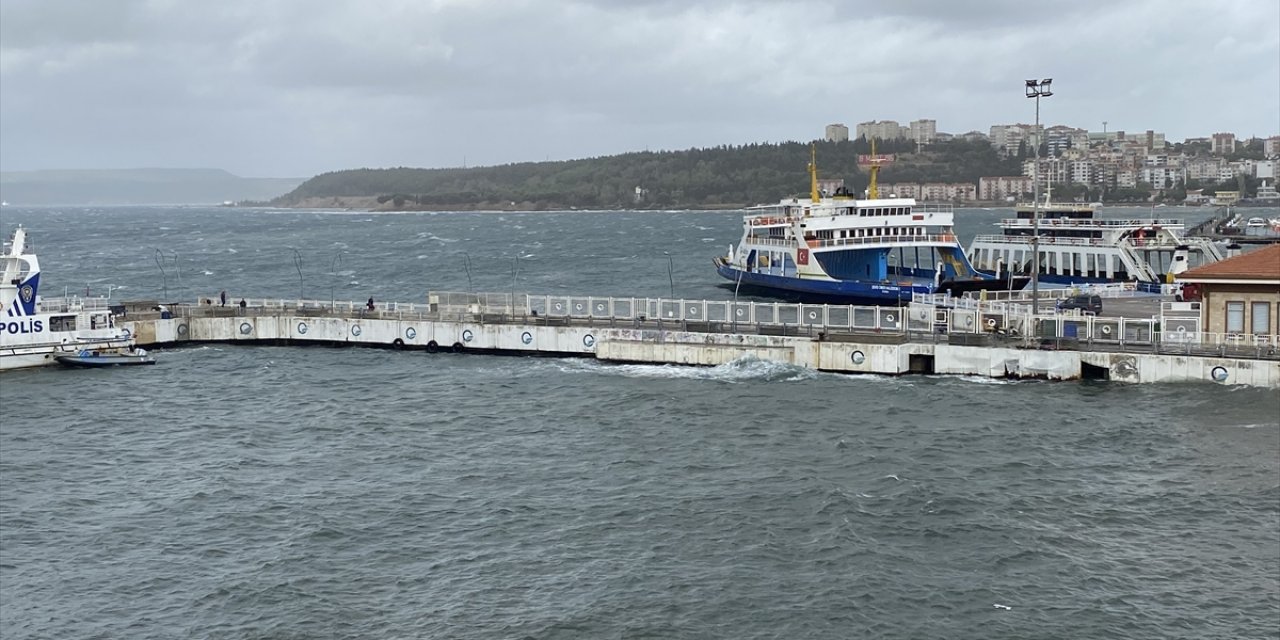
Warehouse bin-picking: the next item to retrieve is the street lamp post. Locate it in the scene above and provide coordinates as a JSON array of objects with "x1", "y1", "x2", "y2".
[{"x1": 1025, "y1": 78, "x2": 1053, "y2": 315}]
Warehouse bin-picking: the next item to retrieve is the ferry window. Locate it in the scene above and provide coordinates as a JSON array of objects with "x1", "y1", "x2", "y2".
[
  {"x1": 1226, "y1": 302, "x2": 1245, "y2": 334},
  {"x1": 1252, "y1": 302, "x2": 1271, "y2": 335},
  {"x1": 49, "y1": 315, "x2": 76, "y2": 332}
]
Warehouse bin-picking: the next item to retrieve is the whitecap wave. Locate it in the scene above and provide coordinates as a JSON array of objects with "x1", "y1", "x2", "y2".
[{"x1": 547, "y1": 355, "x2": 819, "y2": 383}]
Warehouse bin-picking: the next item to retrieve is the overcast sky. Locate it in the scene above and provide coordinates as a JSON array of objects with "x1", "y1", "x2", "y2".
[{"x1": 1, "y1": 0, "x2": 1277, "y2": 178}]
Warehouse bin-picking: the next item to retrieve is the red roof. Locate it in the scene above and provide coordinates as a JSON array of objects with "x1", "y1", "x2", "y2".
[{"x1": 1179, "y1": 243, "x2": 1280, "y2": 281}]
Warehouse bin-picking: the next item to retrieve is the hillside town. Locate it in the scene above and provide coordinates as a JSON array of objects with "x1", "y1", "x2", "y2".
[{"x1": 823, "y1": 120, "x2": 1280, "y2": 205}]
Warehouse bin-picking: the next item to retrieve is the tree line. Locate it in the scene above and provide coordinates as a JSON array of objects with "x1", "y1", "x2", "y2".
[{"x1": 270, "y1": 138, "x2": 1023, "y2": 209}]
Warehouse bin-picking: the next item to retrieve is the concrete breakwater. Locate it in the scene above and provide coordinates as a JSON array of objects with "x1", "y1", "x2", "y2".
[{"x1": 114, "y1": 293, "x2": 1280, "y2": 388}]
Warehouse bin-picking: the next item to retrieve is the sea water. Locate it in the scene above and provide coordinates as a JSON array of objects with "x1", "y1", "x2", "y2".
[{"x1": 0, "y1": 206, "x2": 1276, "y2": 639}]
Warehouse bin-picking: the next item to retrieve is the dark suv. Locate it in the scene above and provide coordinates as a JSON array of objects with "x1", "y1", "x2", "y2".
[{"x1": 1056, "y1": 294, "x2": 1102, "y2": 315}]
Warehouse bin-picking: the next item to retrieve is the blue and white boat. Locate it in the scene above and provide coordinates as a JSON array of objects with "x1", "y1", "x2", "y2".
[
  {"x1": 1, "y1": 226, "x2": 135, "y2": 371},
  {"x1": 713, "y1": 148, "x2": 1025, "y2": 304}
]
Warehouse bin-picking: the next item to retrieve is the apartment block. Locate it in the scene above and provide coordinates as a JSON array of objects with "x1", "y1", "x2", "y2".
[
  {"x1": 1070, "y1": 160, "x2": 1093, "y2": 185},
  {"x1": 1265, "y1": 136, "x2": 1280, "y2": 158},
  {"x1": 1211, "y1": 132, "x2": 1236, "y2": 155},
  {"x1": 1045, "y1": 125, "x2": 1086, "y2": 156},
  {"x1": 908, "y1": 119, "x2": 937, "y2": 144},
  {"x1": 1257, "y1": 160, "x2": 1276, "y2": 180},
  {"x1": 921, "y1": 183, "x2": 976, "y2": 201},
  {"x1": 880, "y1": 182, "x2": 974, "y2": 201},
  {"x1": 881, "y1": 183, "x2": 920, "y2": 198},
  {"x1": 979, "y1": 176, "x2": 1033, "y2": 201},
  {"x1": 990, "y1": 124, "x2": 1038, "y2": 156},
  {"x1": 1185, "y1": 157, "x2": 1225, "y2": 181},
  {"x1": 1022, "y1": 158, "x2": 1069, "y2": 188},
  {"x1": 856, "y1": 120, "x2": 904, "y2": 141},
  {"x1": 1140, "y1": 166, "x2": 1184, "y2": 189},
  {"x1": 824, "y1": 123, "x2": 849, "y2": 142}
]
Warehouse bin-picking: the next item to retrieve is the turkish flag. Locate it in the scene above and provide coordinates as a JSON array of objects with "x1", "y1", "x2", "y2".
[{"x1": 798, "y1": 248, "x2": 809, "y2": 265}]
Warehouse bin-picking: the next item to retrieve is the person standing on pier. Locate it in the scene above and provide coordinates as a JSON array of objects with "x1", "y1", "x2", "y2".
[
  {"x1": 220, "y1": 290, "x2": 227, "y2": 307},
  {"x1": 366, "y1": 296, "x2": 375, "y2": 311}
]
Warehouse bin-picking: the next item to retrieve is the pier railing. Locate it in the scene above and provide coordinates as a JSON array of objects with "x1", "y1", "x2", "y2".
[{"x1": 174, "y1": 293, "x2": 1279, "y2": 361}]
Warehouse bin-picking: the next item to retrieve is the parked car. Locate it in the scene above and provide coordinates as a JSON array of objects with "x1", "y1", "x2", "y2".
[{"x1": 1056, "y1": 294, "x2": 1102, "y2": 315}]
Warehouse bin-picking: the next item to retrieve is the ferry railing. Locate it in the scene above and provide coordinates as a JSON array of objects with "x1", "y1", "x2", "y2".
[
  {"x1": 998, "y1": 217, "x2": 1185, "y2": 228},
  {"x1": 38, "y1": 296, "x2": 112, "y2": 312},
  {"x1": 971, "y1": 233, "x2": 1187, "y2": 250},
  {"x1": 807, "y1": 233, "x2": 960, "y2": 249}
]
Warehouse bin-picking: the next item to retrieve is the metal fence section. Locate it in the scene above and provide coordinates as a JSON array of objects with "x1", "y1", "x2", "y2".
[{"x1": 168, "y1": 291, "x2": 1278, "y2": 361}]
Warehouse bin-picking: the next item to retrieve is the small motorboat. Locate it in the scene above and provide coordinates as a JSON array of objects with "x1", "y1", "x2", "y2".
[{"x1": 55, "y1": 348, "x2": 157, "y2": 368}]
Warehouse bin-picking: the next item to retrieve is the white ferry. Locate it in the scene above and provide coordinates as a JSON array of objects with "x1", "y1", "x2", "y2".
[
  {"x1": 1, "y1": 226, "x2": 135, "y2": 371},
  {"x1": 967, "y1": 196, "x2": 1223, "y2": 291},
  {"x1": 713, "y1": 147, "x2": 1025, "y2": 304}
]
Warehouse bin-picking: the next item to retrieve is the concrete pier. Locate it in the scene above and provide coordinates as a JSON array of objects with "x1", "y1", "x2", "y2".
[{"x1": 117, "y1": 293, "x2": 1280, "y2": 388}]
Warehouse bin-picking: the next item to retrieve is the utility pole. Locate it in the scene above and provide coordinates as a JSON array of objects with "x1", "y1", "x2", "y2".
[{"x1": 1026, "y1": 78, "x2": 1054, "y2": 314}]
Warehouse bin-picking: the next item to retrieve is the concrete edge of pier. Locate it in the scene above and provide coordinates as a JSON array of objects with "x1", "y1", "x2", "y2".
[{"x1": 118, "y1": 306, "x2": 1280, "y2": 389}]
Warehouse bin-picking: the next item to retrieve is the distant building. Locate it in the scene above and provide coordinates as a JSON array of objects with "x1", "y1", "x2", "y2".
[
  {"x1": 856, "y1": 120, "x2": 904, "y2": 141},
  {"x1": 989, "y1": 124, "x2": 1039, "y2": 156},
  {"x1": 1265, "y1": 135, "x2": 1280, "y2": 158},
  {"x1": 908, "y1": 119, "x2": 937, "y2": 145},
  {"x1": 1139, "y1": 166, "x2": 1183, "y2": 189},
  {"x1": 1045, "y1": 125, "x2": 1086, "y2": 156},
  {"x1": 824, "y1": 123, "x2": 849, "y2": 142},
  {"x1": 881, "y1": 183, "x2": 920, "y2": 198},
  {"x1": 1184, "y1": 188, "x2": 1210, "y2": 205},
  {"x1": 1022, "y1": 158, "x2": 1069, "y2": 189},
  {"x1": 1257, "y1": 159, "x2": 1276, "y2": 180},
  {"x1": 959, "y1": 130, "x2": 989, "y2": 143},
  {"x1": 1211, "y1": 190, "x2": 1241, "y2": 206},
  {"x1": 1186, "y1": 157, "x2": 1225, "y2": 181},
  {"x1": 978, "y1": 176, "x2": 1033, "y2": 201},
  {"x1": 1070, "y1": 160, "x2": 1093, "y2": 185},
  {"x1": 1211, "y1": 132, "x2": 1236, "y2": 155},
  {"x1": 1144, "y1": 130, "x2": 1166, "y2": 150},
  {"x1": 880, "y1": 182, "x2": 975, "y2": 202}
]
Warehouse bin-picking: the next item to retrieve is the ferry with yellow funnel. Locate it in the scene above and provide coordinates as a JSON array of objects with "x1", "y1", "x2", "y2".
[{"x1": 713, "y1": 145, "x2": 1026, "y2": 304}]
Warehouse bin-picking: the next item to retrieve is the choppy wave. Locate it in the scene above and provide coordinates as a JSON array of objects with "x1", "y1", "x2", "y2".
[{"x1": 0, "y1": 208, "x2": 1277, "y2": 640}]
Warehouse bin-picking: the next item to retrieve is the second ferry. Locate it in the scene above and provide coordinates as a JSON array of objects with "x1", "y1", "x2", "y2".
[
  {"x1": 966, "y1": 194, "x2": 1224, "y2": 290},
  {"x1": 713, "y1": 147, "x2": 1025, "y2": 304}
]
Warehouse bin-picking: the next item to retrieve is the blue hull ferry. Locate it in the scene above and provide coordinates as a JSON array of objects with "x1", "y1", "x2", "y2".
[{"x1": 714, "y1": 147, "x2": 1024, "y2": 305}]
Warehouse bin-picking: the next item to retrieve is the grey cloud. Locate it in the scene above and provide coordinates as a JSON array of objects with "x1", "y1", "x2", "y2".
[{"x1": 1, "y1": 0, "x2": 1276, "y2": 177}]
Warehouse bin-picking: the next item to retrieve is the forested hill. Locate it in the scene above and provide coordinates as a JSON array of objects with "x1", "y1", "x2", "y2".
[{"x1": 271, "y1": 139, "x2": 1022, "y2": 210}]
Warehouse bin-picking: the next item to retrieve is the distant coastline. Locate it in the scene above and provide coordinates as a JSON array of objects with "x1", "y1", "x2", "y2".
[{"x1": 0, "y1": 168, "x2": 304, "y2": 206}]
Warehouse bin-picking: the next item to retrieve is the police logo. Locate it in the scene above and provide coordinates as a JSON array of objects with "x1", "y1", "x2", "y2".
[{"x1": 19, "y1": 285, "x2": 33, "y2": 303}]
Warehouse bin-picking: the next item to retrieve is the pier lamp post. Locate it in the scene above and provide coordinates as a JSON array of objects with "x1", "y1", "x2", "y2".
[
  {"x1": 329, "y1": 252, "x2": 344, "y2": 311},
  {"x1": 291, "y1": 249, "x2": 304, "y2": 302},
  {"x1": 1025, "y1": 78, "x2": 1053, "y2": 314},
  {"x1": 153, "y1": 248, "x2": 168, "y2": 301},
  {"x1": 663, "y1": 252, "x2": 675, "y2": 300}
]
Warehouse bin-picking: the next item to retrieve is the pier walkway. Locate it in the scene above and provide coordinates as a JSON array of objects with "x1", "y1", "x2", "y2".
[{"x1": 115, "y1": 291, "x2": 1280, "y2": 388}]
